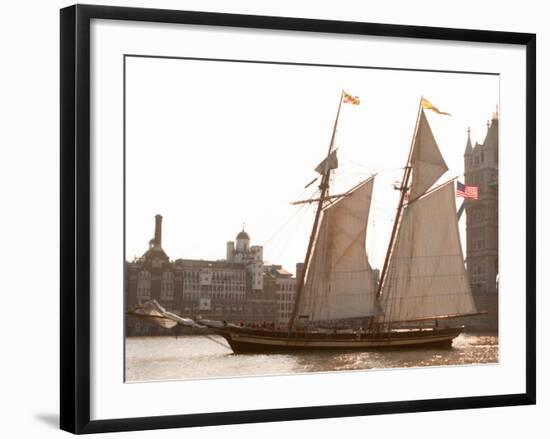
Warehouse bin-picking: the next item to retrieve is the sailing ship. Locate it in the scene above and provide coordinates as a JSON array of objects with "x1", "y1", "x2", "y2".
[{"x1": 133, "y1": 92, "x2": 484, "y2": 353}]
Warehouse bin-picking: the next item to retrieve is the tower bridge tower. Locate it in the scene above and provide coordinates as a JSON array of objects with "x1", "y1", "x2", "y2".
[{"x1": 464, "y1": 111, "x2": 499, "y2": 295}]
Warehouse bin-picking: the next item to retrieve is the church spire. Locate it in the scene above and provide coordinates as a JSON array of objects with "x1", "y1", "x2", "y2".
[{"x1": 464, "y1": 127, "x2": 473, "y2": 156}]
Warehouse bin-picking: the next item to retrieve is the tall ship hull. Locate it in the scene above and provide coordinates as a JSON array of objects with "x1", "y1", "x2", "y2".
[{"x1": 214, "y1": 326, "x2": 464, "y2": 353}]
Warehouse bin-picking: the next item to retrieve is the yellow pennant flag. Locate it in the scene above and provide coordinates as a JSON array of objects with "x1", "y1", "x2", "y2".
[
  {"x1": 421, "y1": 97, "x2": 451, "y2": 116},
  {"x1": 343, "y1": 91, "x2": 360, "y2": 105}
]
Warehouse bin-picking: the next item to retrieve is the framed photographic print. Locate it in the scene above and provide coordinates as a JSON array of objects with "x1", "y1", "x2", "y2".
[{"x1": 60, "y1": 4, "x2": 536, "y2": 434}]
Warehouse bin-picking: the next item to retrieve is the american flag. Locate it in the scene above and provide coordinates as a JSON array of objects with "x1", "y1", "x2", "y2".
[{"x1": 456, "y1": 181, "x2": 478, "y2": 199}]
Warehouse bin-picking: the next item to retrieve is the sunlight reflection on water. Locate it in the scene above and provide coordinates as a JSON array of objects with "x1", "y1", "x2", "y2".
[{"x1": 125, "y1": 333, "x2": 498, "y2": 382}]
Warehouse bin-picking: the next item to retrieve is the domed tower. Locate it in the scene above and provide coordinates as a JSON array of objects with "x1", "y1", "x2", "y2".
[{"x1": 235, "y1": 228, "x2": 250, "y2": 253}]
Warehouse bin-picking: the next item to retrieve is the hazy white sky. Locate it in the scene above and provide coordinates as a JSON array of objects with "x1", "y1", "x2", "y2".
[{"x1": 125, "y1": 56, "x2": 498, "y2": 273}]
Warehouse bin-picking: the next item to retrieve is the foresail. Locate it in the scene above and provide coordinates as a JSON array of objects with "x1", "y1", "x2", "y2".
[
  {"x1": 298, "y1": 177, "x2": 380, "y2": 322},
  {"x1": 409, "y1": 110, "x2": 449, "y2": 200},
  {"x1": 379, "y1": 181, "x2": 476, "y2": 323}
]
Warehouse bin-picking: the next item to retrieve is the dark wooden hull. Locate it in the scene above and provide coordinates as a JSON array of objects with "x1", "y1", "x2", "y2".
[{"x1": 214, "y1": 326, "x2": 463, "y2": 353}]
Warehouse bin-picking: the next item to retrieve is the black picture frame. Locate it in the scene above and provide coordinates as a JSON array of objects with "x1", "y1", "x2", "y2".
[{"x1": 60, "y1": 4, "x2": 536, "y2": 434}]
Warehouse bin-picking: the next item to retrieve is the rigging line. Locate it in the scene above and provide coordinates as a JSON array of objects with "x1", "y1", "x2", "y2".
[
  {"x1": 268, "y1": 204, "x2": 312, "y2": 262},
  {"x1": 372, "y1": 205, "x2": 402, "y2": 210},
  {"x1": 337, "y1": 161, "x2": 407, "y2": 174},
  {"x1": 262, "y1": 201, "x2": 309, "y2": 246},
  {"x1": 255, "y1": 186, "x2": 319, "y2": 243}
]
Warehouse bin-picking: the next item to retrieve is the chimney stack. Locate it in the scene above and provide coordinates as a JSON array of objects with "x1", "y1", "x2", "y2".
[{"x1": 154, "y1": 214, "x2": 163, "y2": 246}]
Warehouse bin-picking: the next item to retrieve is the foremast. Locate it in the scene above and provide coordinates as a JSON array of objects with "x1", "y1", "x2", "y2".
[{"x1": 288, "y1": 91, "x2": 344, "y2": 331}]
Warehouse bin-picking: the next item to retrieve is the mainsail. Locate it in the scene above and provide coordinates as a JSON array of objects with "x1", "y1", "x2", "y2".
[
  {"x1": 379, "y1": 182, "x2": 477, "y2": 323},
  {"x1": 297, "y1": 177, "x2": 380, "y2": 322}
]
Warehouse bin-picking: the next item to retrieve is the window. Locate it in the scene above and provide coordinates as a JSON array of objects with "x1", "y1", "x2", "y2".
[
  {"x1": 160, "y1": 271, "x2": 174, "y2": 300},
  {"x1": 473, "y1": 239, "x2": 486, "y2": 250},
  {"x1": 472, "y1": 208, "x2": 483, "y2": 221},
  {"x1": 137, "y1": 270, "x2": 151, "y2": 299}
]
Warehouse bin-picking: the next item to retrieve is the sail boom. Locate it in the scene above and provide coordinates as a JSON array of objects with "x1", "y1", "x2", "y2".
[
  {"x1": 292, "y1": 175, "x2": 377, "y2": 206},
  {"x1": 291, "y1": 193, "x2": 351, "y2": 205},
  {"x1": 385, "y1": 311, "x2": 488, "y2": 324},
  {"x1": 404, "y1": 175, "x2": 460, "y2": 207}
]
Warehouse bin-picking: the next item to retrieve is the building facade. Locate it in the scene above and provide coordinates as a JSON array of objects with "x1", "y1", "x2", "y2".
[
  {"x1": 126, "y1": 216, "x2": 297, "y2": 335},
  {"x1": 463, "y1": 112, "x2": 499, "y2": 295},
  {"x1": 263, "y1": 264, "x2": 297, "y2": 327}
]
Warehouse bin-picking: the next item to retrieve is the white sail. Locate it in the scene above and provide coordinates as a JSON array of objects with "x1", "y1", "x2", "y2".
[
  {"x1": 409, "y1": 110, "x2": 449, "y2": 201},
  {"x1": 379, "y1": 181, "x2": 476, "y2": 323},
  {"x1": 298, "y1": 177, "x2": 380, "y2": 322}
]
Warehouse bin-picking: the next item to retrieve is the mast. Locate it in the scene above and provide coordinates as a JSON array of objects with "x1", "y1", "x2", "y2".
[
  {"x1": 376, "y1": 97, "x2": 424, "y2": 299},
  {"x1": 289, "y1": 90, "x2": 344, "y2": 331}
]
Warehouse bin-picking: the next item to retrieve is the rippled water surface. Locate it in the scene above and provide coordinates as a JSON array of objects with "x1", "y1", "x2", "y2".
[{"x1": 125, "y1": 333, "x2": 498, "y2": 382}]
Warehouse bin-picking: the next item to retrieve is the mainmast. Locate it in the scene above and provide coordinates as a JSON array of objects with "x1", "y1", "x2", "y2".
[
  {"x1": 376, "y1": 97, "x2": 424, "y2": 299},
  {"x1": 289, "y1": 90, "x2": 344, "y2": 331}
]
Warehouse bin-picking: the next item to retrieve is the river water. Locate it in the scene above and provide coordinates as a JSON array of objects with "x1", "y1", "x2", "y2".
[{"x1": 125, "y1": 333, "x2": 498, "y2": 382}]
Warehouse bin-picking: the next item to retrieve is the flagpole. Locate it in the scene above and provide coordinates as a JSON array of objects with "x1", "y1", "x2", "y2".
[
  {"x1": 289, "y1": 90, "x2": 344, "y2": 331},
  {"x1": 375, "y1": 97, "x2": 424, "y2": 302}
]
